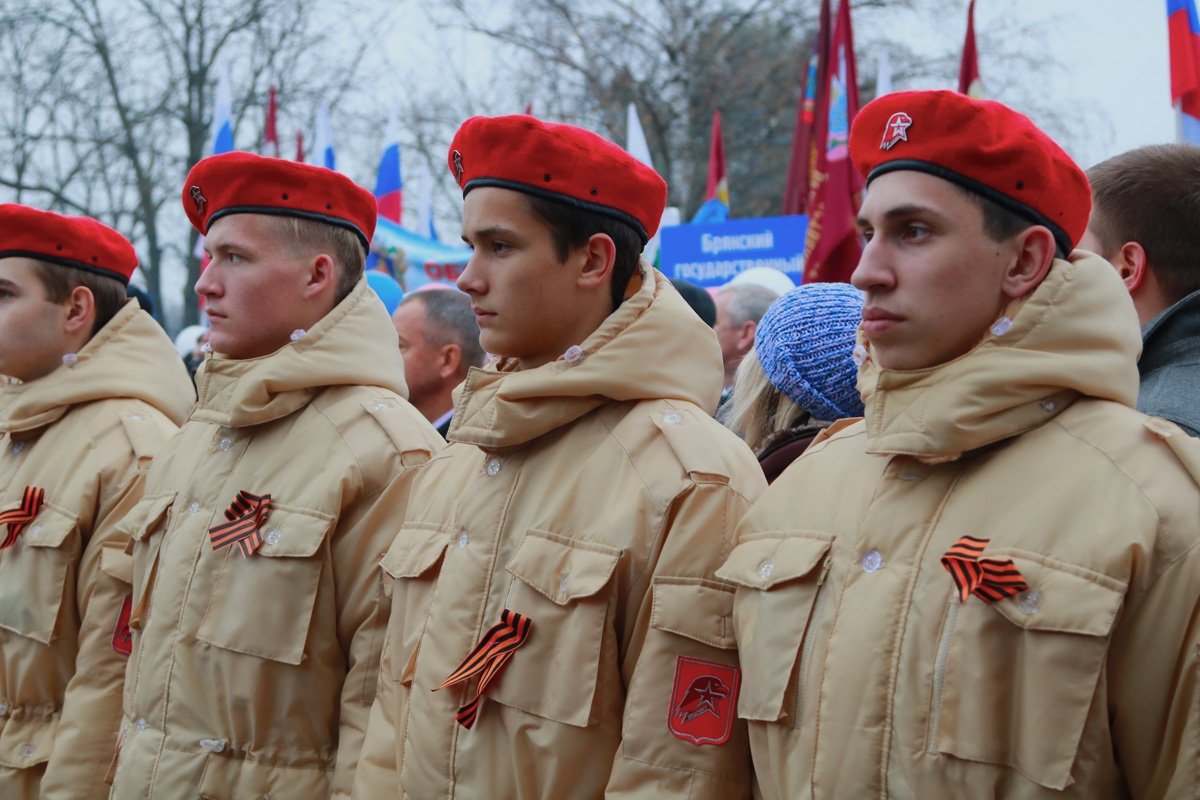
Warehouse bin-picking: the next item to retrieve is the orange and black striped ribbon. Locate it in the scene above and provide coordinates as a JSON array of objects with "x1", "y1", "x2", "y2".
[
  {"x1": 0, "y1": 486, "x2": 45, "y2": 549},
  {"x1": 208, "y1": 491, "x2": 271, "y2": 558},
  {"x1": 941, "y1": 535, "x2": 1028, "y2": 603},
  {"x1": 435, "y1": 609, "x2": 532, "y2": 729}
]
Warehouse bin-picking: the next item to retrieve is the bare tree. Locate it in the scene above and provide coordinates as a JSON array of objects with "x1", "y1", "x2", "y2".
[{"x1": 0, "y1": 0, "x2": 374, "y2": 328}]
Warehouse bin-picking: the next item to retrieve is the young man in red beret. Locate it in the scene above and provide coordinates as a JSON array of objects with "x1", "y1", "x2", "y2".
[
  {"x1": 108, "y1": 154, "x2": 443, "y2": 799},
  {"x1": 719, "y1": 90, "x2": 1200, "y2": 798},
  {"x1": 0, "y1": 205, "x2": 193, "y2": 799},
  {"x1": 354, "y1": 116, "x2": 765, "y2": 798}
]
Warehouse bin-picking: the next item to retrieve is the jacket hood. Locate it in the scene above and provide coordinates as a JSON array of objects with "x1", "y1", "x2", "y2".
[
  {"x1": 857, "y1": 252, "x2": 1141, "y2": 462},
  {"x1": 0, "y1": 300, "x2": 195, "y2": 433},
  {"x1": 449, "y1": 263, "x2": 723, "y2": 449},
  {"x1": 192, "y1": 278, "x2": 408, "y2": 428}
]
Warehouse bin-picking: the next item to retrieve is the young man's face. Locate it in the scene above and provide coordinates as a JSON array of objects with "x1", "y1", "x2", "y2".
[
  {"x1": 0, "y1": 257, "x2": 71, "y2": 383},
  {"x1": 456, "y1": 187, "x2": 591, "y2": 370},
  {"x1": 195, "y1": 214, "x2": 318, "y2": 360},
  {"x1": 852, "y1": 171, "x2": 1016, "y2": 371}
]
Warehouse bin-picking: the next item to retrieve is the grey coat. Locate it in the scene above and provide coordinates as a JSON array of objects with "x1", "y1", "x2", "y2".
[{"x1": 1139, "y1": 288, "x2": 1200, "y2": 436}]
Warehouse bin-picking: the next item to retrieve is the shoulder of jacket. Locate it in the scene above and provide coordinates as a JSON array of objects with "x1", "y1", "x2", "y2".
[
  {"x1": 60, "y1": 398, "x2": 175, "y2": 464},
  {"x1": 612, "y1": 401, "x2": 762, "y2": 493},
  {"x1": 312, "y1": 386, "x2": 443, "y2": 463}
]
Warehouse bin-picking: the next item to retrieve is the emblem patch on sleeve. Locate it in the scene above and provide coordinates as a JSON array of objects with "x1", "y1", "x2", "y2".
[
  {"x1": 667, "y1": 655, "x2": 740, "y2": 746},
  {"x1": 112, "y1": 594, "x2": 133, "y2": 657}
]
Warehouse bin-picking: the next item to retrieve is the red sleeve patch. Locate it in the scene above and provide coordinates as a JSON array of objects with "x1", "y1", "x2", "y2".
[
  {"x1": 667, "y1": 655, "x2": 740, "y2": 746},
  {"x1": 112, "y1": 594, "x2": 133, "y2": 657}
]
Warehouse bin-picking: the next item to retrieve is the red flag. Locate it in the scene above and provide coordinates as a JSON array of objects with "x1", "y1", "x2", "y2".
[
  {"x1": 782, "y1": 0, "x2": 831, "y2": 215},
  {"x1": 524, "y1": 102, "x2": 534, "y2": 116},
  {"x1": 958, "y1": 0, "x2": 982, "y2": 96},
  {"x1": 692, "y1": 110, "x2": 730, "y2": 222},
  {"x1": 803, "y1": 0, "x2": 862, "y2": 284},
  {"x1": 264, "y1": 85, "x2": 280, "y2": 157},
  {"x1": 295, "y1": 130, "x2": 304, "y2": 163}
]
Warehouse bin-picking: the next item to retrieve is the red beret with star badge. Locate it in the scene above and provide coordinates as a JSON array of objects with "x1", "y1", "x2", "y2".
[
  {"x1": 182, "y1": 152, "x2": 377, "y2": 249},
  {"x1": 0, "y1": 204, "x2": 138, "y2": 284},
  {"x1": 447, "y1": 115, "x2": 668, "y2": 244},
  {"x1": 850, "y1": 90, "x2": 1090, "y2": 256}
]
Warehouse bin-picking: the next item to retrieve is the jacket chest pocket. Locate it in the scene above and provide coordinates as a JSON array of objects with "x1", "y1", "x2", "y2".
[
  {"x1": 489, "y1": 530, "x2": 621, "y2": 727},
  {"x1": 379, "y1": 523, "x2": 450, "y2": 685},
  {"x1": 196, "y1": 505, "x2": 332, "y2": 665},
  {"x1": 0, "y1": 503, "x2": 79, "y2": 644},
  {"x1": 927, "y1": 551, "x2": 1125, "y2": 791},
  {"x1": 715, "y1": 532, "x2": 833, "y2": 726}
]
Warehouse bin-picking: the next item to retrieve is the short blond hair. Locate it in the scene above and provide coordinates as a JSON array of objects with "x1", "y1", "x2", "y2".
[{"x1": 261, "y1": 215, "x2": 365, "y2": 303}]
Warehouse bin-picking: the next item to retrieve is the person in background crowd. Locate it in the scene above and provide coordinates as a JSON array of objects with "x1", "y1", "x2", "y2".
[
  {"x1": 719, "y1": 90, "x2": 1200, "y2": 798},
  {"x1": 713, "y1": 282, "x2": 780, "y2": 415},
  {"x1": 109, "y1": 153, "x2": 443, "y2": 799},
  {"x1": 0, "y1": 205, "x2": 193, "y2": 799},
  {"x1": 391, "y1": 289, "x2": 485, "y2": 437},
  {"x1": 670, "y1": 277, "x2": 717, "y2": 326},
  {"x1": 355, "y1": 115, "x2": 765, "y2": 799},
  {"x1": 1081, "y1": 144, "x2": 1200, "y2": 435},
  {"x1": 725, "y1": 282, "x2": 864, "y2": 483}
]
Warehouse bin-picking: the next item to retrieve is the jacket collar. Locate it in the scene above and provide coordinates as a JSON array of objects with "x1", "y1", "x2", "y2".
[
  {"x1": 1139, "y1": 288, "x2": 1200, "y2": 376},
  {"x1": 858, "y1": 253, "x2": 1141, "y2": 463},
  {"x1": 449, "y1": 263, "x2": 723, "y2": 450},
  {"x1": 192, "y1": 278, "x2": 408, "y2": 428}
]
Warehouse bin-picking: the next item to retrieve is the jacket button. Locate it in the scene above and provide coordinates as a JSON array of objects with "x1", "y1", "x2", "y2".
[
  {"x1": 187, "y1": 501, "x2": 201, "y2": 516},
  {"x1": 456, "y1": 531, "x2": 469, "y2": 549},
  {"x1": 0, "y1": 703, "x2": 8, "y2": 717},
  {"x1": 663, "y1": 412, "x2": 683, "y2": 425},
  {"x1": 861, "y1": 549, "x2": 884, "y2": 573},
  {"x1": 135, "y1": 717, "x2": 147, "y2": 733},
  {"x1": 8, "y1": 441, "x2": 23, "y2": 455},
  {"x1": 27, "y1": 523, "x2": 41, "y2": 540},
  {"x1": 265, "y1": 528, "x2": 281, "y2": 545},
  {"x1": 852, "y1": 344, "x2": 869, "y2": 366},
  {"x1": 218, "y1": 436, "x2": 233, "y2": 452},
  {"x1": 126, "y1": 413, "x2": 145, "y2": 422},
  {"x1": 17, "y1": 743, "x2": 34, "y2": 759},
  {"x1": 1016, "y1": 589, "x2": 1042, "y2": 615},
  {"x1": 563, "y1": 345, "x2": 584, "y2": 365},
  {"x1": 757, "y1": 559, "x2": 775, "y2": 579},
  {"x1": 486, "y1": 457, "x2": 502, "y2": 476}
]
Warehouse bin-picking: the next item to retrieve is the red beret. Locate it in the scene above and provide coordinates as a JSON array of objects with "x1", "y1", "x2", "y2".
[
  {"x1": 448, "y1": 115, "x2": 668, "y2": 243},
  {"x1": 0, "y1": 204, "x2": 137, "y2": 284},
  {"x1": 850, "y1": 90, "x2": 1090, "y2": 256},
  {"x1": 182, "y1": 152, "x2": 376, "y2": 249}
]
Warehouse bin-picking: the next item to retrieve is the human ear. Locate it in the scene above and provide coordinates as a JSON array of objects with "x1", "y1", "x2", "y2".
[
  {"x1": 439, "y1": 343, "x2": 463, "y2": 379},
  {"x1": 63, "y1": 286, "x2": 95, "y2": 335},
  {"x1": 1115, "y1": 241, "x2": 1148, "y2": 292},
  {"x1": 577, "y1": 233, "x2": 616, "y2": 292},
  {"x1": 304, "y1": 253, "x2": 337, "y2": 298},
  {"x1": 1001, "y1": 226, "x2": 1056, "y2": 300}
]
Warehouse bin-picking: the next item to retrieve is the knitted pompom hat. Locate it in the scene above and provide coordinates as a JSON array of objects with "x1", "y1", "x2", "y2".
[{"x1": 754, "y1": 282, "x2": 866, "y2": 420}]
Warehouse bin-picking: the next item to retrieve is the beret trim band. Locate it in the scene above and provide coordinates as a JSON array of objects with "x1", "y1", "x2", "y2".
[
  {"x1": 207, "y1": 206, "x2": 370, "y2": 250},
  {"x1": 867, "y1": 158, "x2": 1072, "y2": 258},
  {"x1": 0, "y1": 249, "x2": 131, "y2": 285},
  {"x1": 463, "y1": 177, "x2": 650, "y2": 244}
]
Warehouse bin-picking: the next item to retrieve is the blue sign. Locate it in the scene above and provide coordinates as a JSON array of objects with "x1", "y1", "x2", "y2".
[{"x1": 659, "y1": 215, "x2": 808, "y2": 288}]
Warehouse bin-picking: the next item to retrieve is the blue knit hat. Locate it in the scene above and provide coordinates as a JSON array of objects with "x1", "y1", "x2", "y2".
[{"x1": 754, "y1": 283, "x2": 865, "y2": 420}]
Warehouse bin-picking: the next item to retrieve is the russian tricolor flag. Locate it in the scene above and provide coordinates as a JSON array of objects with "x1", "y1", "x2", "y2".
[
  {"x1": 1168, "y1": 0, "x2": 1200, "y2": 143},
  {"x1": 212, "y1": 63, "x2": 234, "y2": 155},
  {"x1": 374, "y1": 123, "x2": 404, "y2": 224},
  {"x1": 313, "y1": 101, "x2": 336, "y2": 171}
]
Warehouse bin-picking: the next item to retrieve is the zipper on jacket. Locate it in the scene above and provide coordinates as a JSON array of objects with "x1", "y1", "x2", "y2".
[
  {"x1": 926, "y1": 591, "x2": 960, "y2": 753},
  {"x1": 795, "y1": 556, "x2": 833, "y2": 726}
]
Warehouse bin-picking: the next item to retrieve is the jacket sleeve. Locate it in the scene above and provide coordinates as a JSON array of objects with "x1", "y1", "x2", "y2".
[
  {"x1": 40, "y1": 469, "x2": 148, "y2": 799},
  {"x1": 351, "y1": 622, "x2": 400, "y2": 798},
  {"x1": 1107, "y1": 542, "x2": 1200, "y2": 798},
  {"x1": 604, "y1": 477, "x2": 763, "y2": 799},
  {"x1": 330, "y1": 465, "x2": 425, "y2": 800}
]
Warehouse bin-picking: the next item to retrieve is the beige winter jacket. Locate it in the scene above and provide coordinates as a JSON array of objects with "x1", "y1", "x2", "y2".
[
  {"x1": 719, "y1": 253, "x2": 1200, "y2": 798},
  {"x1": 109, "y1": 280, "x2": 443, "y2": 799},
  {"x1": 0, "y1": 301, "x2": 193, "y2": 799},
  {"x1": 353, "y1": 265, "x2": 767, "y2": 799}
]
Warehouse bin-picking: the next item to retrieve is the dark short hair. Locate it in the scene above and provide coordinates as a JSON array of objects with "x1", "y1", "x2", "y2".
[
  {"x1": 31, "y1": 260, "x2": 128, "y2": 336},
  {"x1": 400, "y1": 290, "x2": 486, "y2": 374},
  {"x1": 524, "y1": 194, "x2": 643, "y2": 310},
  {"x1": 951, "y1": 184, "x2": 1046, "y2": 252},
  {"x1": 670, "y1": 279, "x2": 717, "y2": 327},
  {"x1": 1087, "y1": 144, "x2": 1200, "y2": 304},
  {"x1": 262, "y1": 215, "x2": 366, "y2": 304}
]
